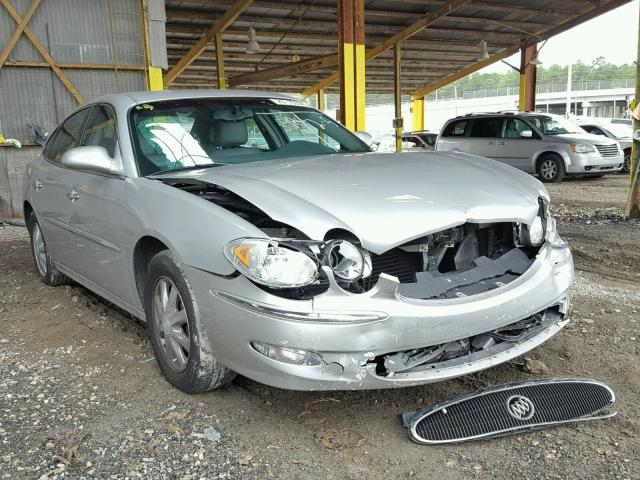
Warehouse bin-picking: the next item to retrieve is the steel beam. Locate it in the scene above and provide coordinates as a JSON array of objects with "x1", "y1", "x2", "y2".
[
  {"x1": 0, "y1": 0, "x2": 84, "y2": 104},
  {"x1": 215, "y1": 33, "x2": 226, "y2": 89},
  {"x1": 411, "y1": 0, "x2": 632, "y2": 100},
  {"x1": 163, "y1": 0, "x2": 254, "y2": 85},
  {"x1": 228, "y1": 53, "x2": 338, "y2": 86},
  {"x1": 337, "y1": 0, "x2": 356, "y2": 130},
  {"x1": 0, "y1": 0, "x2": 40, "y2": 70},
  {"x1": 301, "y1": 0, "x2": 472, "y2": 98}
]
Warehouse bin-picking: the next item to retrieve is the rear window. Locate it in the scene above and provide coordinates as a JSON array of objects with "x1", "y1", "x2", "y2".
[
  {"x1": 442, "y1": 120, "x2": 468, "y2": 137},
  {"x1": 470, "y1": 118, "x2": 503, "y2": 138}
]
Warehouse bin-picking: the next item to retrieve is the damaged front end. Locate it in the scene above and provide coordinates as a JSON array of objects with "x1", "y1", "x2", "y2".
[{"x1": 162, "y1": 177, "x2": 573, "y2": 390}]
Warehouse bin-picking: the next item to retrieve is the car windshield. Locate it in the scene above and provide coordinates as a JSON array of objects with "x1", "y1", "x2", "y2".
[
  {"x1": 129, "y1": 98, "x2": 370, "y2": 176},
  {"x1": 603, "y1": 123, "x2": 632, "y2": 139},
  {"x1": 528, "y1": 115, "x2": 582, "y2": 135}
]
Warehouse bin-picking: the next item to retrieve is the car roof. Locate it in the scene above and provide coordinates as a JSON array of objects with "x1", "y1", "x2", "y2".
[
  {"x1": 446, "y1": 111, "x2": 551, "y2": 122},
  {"x1": 94, "y1": 89, "x2": 298, "y2": 107}
]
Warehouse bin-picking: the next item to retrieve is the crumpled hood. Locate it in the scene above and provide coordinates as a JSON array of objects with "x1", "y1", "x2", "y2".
[{"x1": 163, "y1": 152, "x2": 548, "y2": 254}]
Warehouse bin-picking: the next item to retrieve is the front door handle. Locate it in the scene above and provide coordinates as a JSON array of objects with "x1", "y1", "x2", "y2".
[
  {"x1": 488, "y1": 141, "x2": 495, "y2": 145},
  {"x1": 32, "y1": 179, "x2": 43, "y2": 190},
  {"x1": 67, "y1": 190, "x2": 80, "y2": 201},
  {"x1": 496, "y1": 141, "x2": 507, "y2": 145}
]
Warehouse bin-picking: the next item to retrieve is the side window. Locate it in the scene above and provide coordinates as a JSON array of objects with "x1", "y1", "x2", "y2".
[
  {"x1": 402, "y1": 136, "x2": 423, "y2": 148},
  {"x1": 47, "y1": 108, "x2": 91, "y2": 162},
  {"x1": 469, "y1": 118, "x2": 503, "y2": 138},
  {"x1": 502, "y1": 118, "x2": 538, "y2": 139},
  {"x1": 442, "y1": 120, "x2": 468, "y2": 137},
  {"x1": 82, "y1": 105, "x2": 118, "y2": 157}
]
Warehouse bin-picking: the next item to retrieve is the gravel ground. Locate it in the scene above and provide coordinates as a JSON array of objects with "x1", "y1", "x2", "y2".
[{"x1": 1, "y1": 175, "x2": 639, "y2": 480}]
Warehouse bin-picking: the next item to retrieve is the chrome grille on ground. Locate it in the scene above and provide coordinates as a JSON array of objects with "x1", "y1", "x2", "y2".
[
  {"x1": 402, "y1": 379, "x2": 615, "y2": 444},
  {"x1": 595, "y1": 144, "x2": 619, "y2": 157}
]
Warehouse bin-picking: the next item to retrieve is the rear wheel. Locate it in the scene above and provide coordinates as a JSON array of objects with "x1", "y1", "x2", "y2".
[
  {"x1": 537, "y1": 154, "x2": 566, "y2": 183},
  {"x1": 27, "y1": 213, "x2": 68, "y2": 286},
  {"x1": 145, "y1": 251, "x2": 235, "y2": 393}
]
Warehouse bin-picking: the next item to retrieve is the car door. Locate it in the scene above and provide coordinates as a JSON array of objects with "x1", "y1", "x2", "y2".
[
  {"x1": 466, "y1": 117, "x2": 503, "y2": 159},
  {"x1": 34, "y1": 108, "x2": 91, "y2": 264},
  {"x1": 437, "y1": 119, "x2": 470, "y2": 152},
  {"x1": 402, "y1": 135, "x2": 427, "y2": 152},
  {"x1": 495, "y1": 117, "x2": 540, "y2": 172},
  {"x1": 62, "y1": 105, "x2": 132, "y2": 302}
]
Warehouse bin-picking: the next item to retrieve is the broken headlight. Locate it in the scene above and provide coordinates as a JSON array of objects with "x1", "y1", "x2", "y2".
[
  {"x1": 323, "y1": 239, "x2": 372, "y2": 282},
  {"x1": 224, "y1": 238, "x2": 318, "y2": 288},
  {"x1": 516, "y1": 198, "x2": 548, "y2": 247}
]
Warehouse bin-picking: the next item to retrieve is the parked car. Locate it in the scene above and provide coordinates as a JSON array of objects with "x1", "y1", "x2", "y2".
[
  {"x1": 579, "y1": 122, "x2": 632, "y2": 173},
  {"x1": 376, "y1": 132, "x2": 435, "y2": 152},
  {"x1": 436, "y1": 112, "x2": 624, "y2": 182},
  {"x1": 405, "y1": 131, "x2": 438, "y2": 150},
  {"x1": 24, "y1": 90, "x2": 573, "y2": 393}
]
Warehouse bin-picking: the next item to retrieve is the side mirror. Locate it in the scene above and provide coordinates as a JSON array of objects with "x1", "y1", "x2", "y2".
[
  {"x1": 62, "y1": 146, "x2": 124, "y2": 177},
  {"x1": 520, "y1": 129, "x2": 533, "y2": 138},
  {"x1": 354, "y1": 131, "x2": 374, "y2": 146}
]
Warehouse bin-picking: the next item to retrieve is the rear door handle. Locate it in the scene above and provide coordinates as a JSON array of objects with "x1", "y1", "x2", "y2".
[
  {"x1": 32, "y1": 179, "x2": 43, "y2": 190},
  {"x1": 488, "y1": 141, "x2": 496, "y2": 145},
  {"x1": 496, "y1": 141, "x2": 507, "y2": 145},
  {"x1": 67, "y1": 190, "x2": 80, "y2": 201}
]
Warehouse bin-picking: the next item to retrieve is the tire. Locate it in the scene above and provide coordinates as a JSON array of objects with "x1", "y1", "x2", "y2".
[
  {"x1": 621, "y1": 149, "x2": 631, "y2": 174},
  {"x1": 537, "y1": 154, "x2": 566, "y2": 183},
  {"x1": 27, "y1": 212, "x2": 68, "y2": 286},
  {"x1": 144, "y1": 250, "x2": 236, "y2": 393}
]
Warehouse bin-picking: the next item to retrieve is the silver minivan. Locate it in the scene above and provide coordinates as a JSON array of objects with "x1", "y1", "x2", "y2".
[{"x1": 436, "y1": 112, "x2": 624, "y2": 182}]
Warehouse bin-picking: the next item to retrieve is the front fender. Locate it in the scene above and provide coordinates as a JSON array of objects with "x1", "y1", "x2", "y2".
[{"x1": 125, "y1": 177, "x2": 268, "y2": 276}]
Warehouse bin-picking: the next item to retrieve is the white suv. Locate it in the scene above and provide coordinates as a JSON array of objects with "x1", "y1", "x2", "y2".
[{"x1": 436, "y1": 112, "x2": 624, "y2": 182}]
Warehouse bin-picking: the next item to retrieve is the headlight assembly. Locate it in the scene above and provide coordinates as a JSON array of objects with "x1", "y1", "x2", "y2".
[
  {"x1": 224, "y1": 237, "x2": 372, "y2": 289},
  {"x1": 224, "y1": 238, "x2": 319, "y2": 288},
  {"x1": 516, "y1": 198, "x2": 548, "y2": 247},
  {"x1": 570, "y1": 143, "x2": 595, "y2": 154}
]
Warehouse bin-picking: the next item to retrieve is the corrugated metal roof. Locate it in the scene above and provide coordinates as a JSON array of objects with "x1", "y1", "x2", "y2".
[{"x1": 162, "y1": 0, "x2": 632, "y2": 94}]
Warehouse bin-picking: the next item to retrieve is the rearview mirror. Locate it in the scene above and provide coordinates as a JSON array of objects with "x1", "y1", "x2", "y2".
[
  {"x1": 62, "y1": 146, "x2": 124, "y2": 177},
  {"x1": 520, "y1": 129, "x2": 533, "y2": 138}
]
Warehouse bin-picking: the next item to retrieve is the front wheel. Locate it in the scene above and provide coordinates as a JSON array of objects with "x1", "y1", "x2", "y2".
[
  {"x1": 144, "y1": 251, "x2": 236, "y2": 393},
  {"x1": 537, "y1": 155, "x2": 566, "y2": 183},
  {"x1": 621, "y1": 150, "x2": 631, "y2": 174}
]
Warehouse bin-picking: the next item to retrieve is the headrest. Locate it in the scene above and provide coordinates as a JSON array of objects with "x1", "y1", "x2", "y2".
[{"x1": 209, "y1": 119, "x2": 248, "y2": 147}]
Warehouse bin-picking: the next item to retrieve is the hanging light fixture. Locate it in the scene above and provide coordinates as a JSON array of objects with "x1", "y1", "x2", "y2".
[
  {"x1": 246, "y1": 27, "x2": 260, "y2": 54},
  {"x1": 478, "y1": 40, "x2": 490, "y2": 61}
]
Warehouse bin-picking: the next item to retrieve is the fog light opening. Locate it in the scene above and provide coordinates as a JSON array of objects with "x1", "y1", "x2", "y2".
[{"x1": 251, "y1": 341, "x2": 324, "y2": 366}]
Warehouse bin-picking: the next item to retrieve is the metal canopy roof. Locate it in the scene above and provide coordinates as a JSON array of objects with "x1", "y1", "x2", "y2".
[{"x1": 164, "y1": 0, "x2": 631, "y2": 96}]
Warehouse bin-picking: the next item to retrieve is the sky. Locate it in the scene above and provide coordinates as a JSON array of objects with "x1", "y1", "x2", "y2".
[{"x1": 482, "y1": 0, "x2": 639, "y2": 74}]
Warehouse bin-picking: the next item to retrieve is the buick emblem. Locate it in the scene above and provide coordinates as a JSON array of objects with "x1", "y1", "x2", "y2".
[{"x1": 506, "y1": 395, "x2": 535, "y2": 420}]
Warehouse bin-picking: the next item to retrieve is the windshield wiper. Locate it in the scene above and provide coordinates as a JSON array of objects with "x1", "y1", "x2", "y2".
[{"x1": 147, "y1": 163, "x2": 225, "y2": 177}]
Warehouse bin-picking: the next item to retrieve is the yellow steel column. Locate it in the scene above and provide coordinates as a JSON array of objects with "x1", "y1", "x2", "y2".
[
  {"x1": 141, "y1": 0, "x2": 163, "y2": 91},
  {"x1": 411, "y1": 97, "x2": 424, "y2": 131},
  {"x1": 338, "y1": 0, "x2": 355, "y2": 130},
  {"x1": 215, "y1": 33, "x2": 225, "y2": 89},
  {"x1": 394, "y1": 42, "x2": 403, "y2": 153},
  {"x1": 518, "y1": 46, "x2": 526, "y2": 111},
  {"x1": 317, "y1": 88, "x2": 325, "y2": 112},
  {"x1": 353, "y1": 0, "x2": 366, "y2": 131}
]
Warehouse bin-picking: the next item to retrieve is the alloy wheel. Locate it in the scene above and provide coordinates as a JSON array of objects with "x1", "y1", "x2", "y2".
[
  {"x1": 32, "y1": 222, "x2": 48, "y2": 277},
  {"x1": 152, "y1": 277, "x2": 191, "y2": 372},
  {"x1": 540, "y1": 159, "x2": 558, "y2": 180}
]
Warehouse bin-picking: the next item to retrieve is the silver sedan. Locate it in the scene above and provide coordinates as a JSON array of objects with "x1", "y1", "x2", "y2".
[{"x1": 23, "y1": 90, "x2": 573, "y2": 393}]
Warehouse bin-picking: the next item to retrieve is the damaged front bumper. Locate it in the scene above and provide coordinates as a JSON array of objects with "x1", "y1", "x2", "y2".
[{"x1": 186, "y1": 239, "x2": 573, "y2": 390}]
